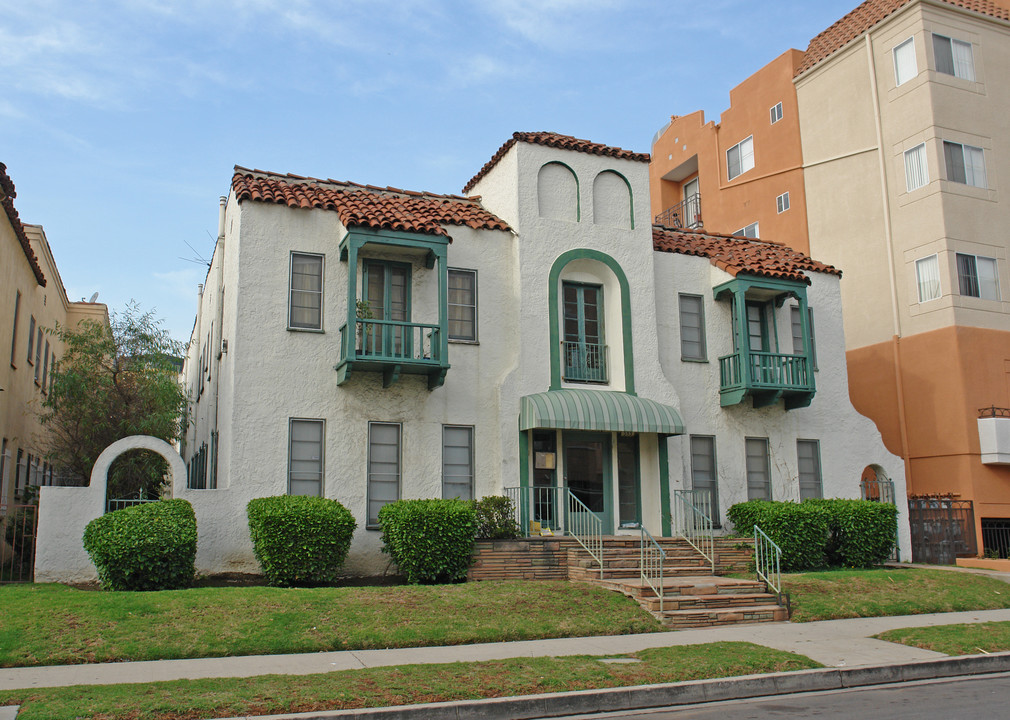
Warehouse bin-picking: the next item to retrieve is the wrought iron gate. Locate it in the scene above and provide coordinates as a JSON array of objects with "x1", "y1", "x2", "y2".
[
  {"x1": 908, "y1": 499, "x2": 975, "y2": 565},
  {"x1": 1, "y1": 504, "x2": 38, "y2": 583},
  {"x1": 861, "y1": 476, "x2": 899, "y2": 561}
]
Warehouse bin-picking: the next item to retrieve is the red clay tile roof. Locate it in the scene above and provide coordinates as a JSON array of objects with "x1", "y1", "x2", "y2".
[
  {"x1": 796, "y1": 0, "x2": 1010, "y2": 76},
  {"x1": 0, "y1": 163, "x2": 46, "y2": 287},
  {"x1": 652, "y1": 225, "x2": 840, "y2": 284},
  {"x1": 462, "y1": 132, "x2": 650, "y2": 194},
  {"x1": 232, "y1": 167, "x2": 512, "y2": 238}
]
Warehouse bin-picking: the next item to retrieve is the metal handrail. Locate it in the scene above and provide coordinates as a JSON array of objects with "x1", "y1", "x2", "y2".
[
  {"x1": 640, "y1": 523, "x2": 666, "y2": 613},
  {"x1": 561, "y1": 341, "x2": 609, "y2": 383},
  {"x1": 754, "y1": 525, "x2": 781, "y2": 594},
  {"x1": 655, "y1": 193, "x2": 702, "y2": 229},
  {"x1": 503, "y1": 485, "x2": 564, "y2": 535},
  {"x1": 567, "y1": 489, "x2": 604, "y2": 579},
  {"x1": 672, "y1": 489, "x2": 714, "y2": 573}
]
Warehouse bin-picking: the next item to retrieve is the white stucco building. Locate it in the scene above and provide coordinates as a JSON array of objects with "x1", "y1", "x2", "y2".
[{"x1": 180, "y1": 132, "x2": 910, "y2": 576}]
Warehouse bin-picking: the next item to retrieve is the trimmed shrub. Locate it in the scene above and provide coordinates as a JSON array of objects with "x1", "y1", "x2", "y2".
[
  {"x1": 806, "y1": 498, "x2": 898, "y2": 567},
  {"x1": 82, "y1": 499, "x2": 197, "y2": 591},
  {"x1": 379, "y1": 499, "x2": 477, "y2": 584},
  {"x1": 246, "y1": 495, "x2": 357, "y2": 587},
  {"x1": 727, "y1": 500, "x2": 830, "y2": 571},
  {"x1": 473, "y1": 495, "x2": 521, "y2": 540}
]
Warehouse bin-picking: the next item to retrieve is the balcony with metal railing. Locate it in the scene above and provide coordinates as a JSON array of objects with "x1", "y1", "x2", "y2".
[
  {"x1": 338, "y1": 318, "x2": 448, "y2": 389},
  {"x1": 718, "y1": 350, "x2": 814, "y2": 409},
  {"x1": 561, "y1": 341, "x2": 609, "y2": 383},
  {"x1": 655, "y1": 193, "x2": 702, "y2": 229}
]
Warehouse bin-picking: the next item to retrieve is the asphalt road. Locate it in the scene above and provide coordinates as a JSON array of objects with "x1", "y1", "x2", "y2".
[{"x1": 546, "y1": 672, "x2": 1010, "y2": 719}]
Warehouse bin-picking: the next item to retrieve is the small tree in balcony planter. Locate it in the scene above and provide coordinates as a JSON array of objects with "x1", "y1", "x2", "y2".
[{"x1": 355, "y1": 299, "x2": 374, "y2": 354}]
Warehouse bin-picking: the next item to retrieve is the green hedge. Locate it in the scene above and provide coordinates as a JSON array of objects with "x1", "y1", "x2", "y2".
[
  {"x1": 728, "y1": 498, "x2": 898, "y2": 571},
  {"x1": 82, "y1": 499, "x2": 197, "y2": 591},
  {"x1": 379, "y1": 499, "x2": 477, "y2": 584},
  {"x1": 246, "y1": 495, "x2": 357, "y2": 587},
  {"x1": 473, "y1": 496, "x2": 521, "y2": 540}
]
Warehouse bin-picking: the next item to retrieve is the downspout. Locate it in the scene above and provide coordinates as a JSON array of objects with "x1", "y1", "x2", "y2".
[{"x1": 865, "y1": 34, "x2": 913, "y2": 488}]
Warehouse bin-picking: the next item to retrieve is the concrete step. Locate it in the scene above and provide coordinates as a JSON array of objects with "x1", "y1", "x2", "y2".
[
  {"x1": 658, "y1": 605, "x2": 788, "y2": 629},
  {"x1": 639, "y1": 592, "x2": 779, "y2": 612}
]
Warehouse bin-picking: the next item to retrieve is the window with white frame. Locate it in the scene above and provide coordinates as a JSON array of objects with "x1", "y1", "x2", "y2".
[
  {"x1": 448, "y1": 269, "x2": 477, "y2": 341},
  {"x1": 770, "y1": 102, "x2": 783, "y2": 124},
  {"x1": 791, "y1": 306, "x2": 817, "y2": 371},
  {"x1": 745, "y1": 437, "x2": 771, "y2": 501},
  {"x1": 288, "y1": 252, "x2": 323, "y2": 330},
  {"x1": 916, "y1": 254, "x2": 942, "y2": 302},
  {"x1": 893, "y1": 37, "x2": 917, "y2": 86},
  {"x1": 904, "y1": 143, "x2": 928, "y2": 192},
  {"x1": 442, "y1": 425, "x2": 474, "y2": 500},
  {"x1": 797, "y1": 439, "x2": 823, "y2": 500},
  {"x1": 678, "y1": 294, "x2": 706, "y2": 362},
  {"x1": 726, "y1": 136, "x2": 754, "y2": 181},
  {"x1": 734, "y1": 222, "x2": 759, "y2": 239},
  {"x1": 367, "y1": 422, "x2": 400, "y2": 526},
  {"x1": 288, "y1": 419, "x2": 324, "y2": 497},
  {"x1": 956, "y1": 253, "x2": 1000, "y2": 300},
  {"x1": 933, "y1": 34, "x2": 974, "y2": 80},
  {"x1": 943, "y1": 142, "x2": 986, "y2": 188},
  {"x1": 690, "y1": 435, "x2": 719, "y2": 526},
  {"x1": 776, "y1": 192, "x2": 790, "y2": 213}
]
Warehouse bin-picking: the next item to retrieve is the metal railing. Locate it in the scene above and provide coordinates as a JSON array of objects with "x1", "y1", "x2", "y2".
[
  {"x1": 655, "y1": 193, "x2": 702, "y2": 229},
  {"x1": 567, "y1": 489, "x2": 603, "y2": 579},
  {"x1": 719, "y1": 351, "x2": 812, "y2": 392},
  {"x1": 640, "y1": 523, "x2": 666, "y2": 613},
  {"x1": 754, "y1": 525, "x2": 781, "y2": 595},
  {"x1": 672, "y1": 489, "x2": 714, "y2": 572},
  {"x1": 979, "y1": 406, "x2": 1010, "y2": 419},
  {"x1": 106, "y1": 498, "x2": 159, "y2": 513},
  {"x1": 339, "y1": 318, "x2": 443, "y2": 365},
  {"x1": 561, "y1": 341, "x2": 608, "y2": 383},
  {"x1": 1, "y1": 504, "x2": 38, "y2": 583},
  {"x1": 503, "y1": 485, "x2": 565, "y2": 535},
  {"x1": 982, "y1": 518, "x2": 1010, "y2": 560}
]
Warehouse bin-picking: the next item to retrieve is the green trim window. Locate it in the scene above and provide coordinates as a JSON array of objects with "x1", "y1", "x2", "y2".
[
  {"x1": 745, "y1": 437, "x2": 771, "y2": 501},
  {"x1": 442, "y1": 425, "x2": 474, "y2": 500},
  {"x1": 288, "y1": 418, "x2": 324, "y2": 497},
  {"x1": 562, "y1": 281, "x2": 607, "y2": 383},
  {"x1": 791, "y1": 306, "x2": 817, "y2": 371},
  {"x1": 41, "y1": 340, "x2": 50, "y2": 394},
  {"x1": 26, "y1": 315, "x2": 35, "y2": 365},
  {"x1": 690, "y1": 435, "x2": 720, "y2": 527},
  {"x1": 448, "y1": 269, "x2": 477, "y2": 341},
  {"x1": 9, "y1": 291, "x2": 20, "y2": 369},
  {"x1": 34, "y1": 327, "x2": 42, "y2": 385},
  {"x1": 746, "y1": 302, "x2": 770, "y2": 352},
  {"x1": 289, "y1": 252, "x2": 324, "y2": 330},
  {"x1": 797, "y1": 439, "x2": 822, "y2": 500},
  {"x1": 678, "y1": 293, "x2": 706, "y2": 362},
  {"x1": 367, "y1": 422, "x2": 401, "y2": 527}
]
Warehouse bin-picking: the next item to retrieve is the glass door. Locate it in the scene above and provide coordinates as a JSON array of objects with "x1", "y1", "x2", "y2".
[{"x1": 563, "y1": 432, "x2": 612, "y2": 533}]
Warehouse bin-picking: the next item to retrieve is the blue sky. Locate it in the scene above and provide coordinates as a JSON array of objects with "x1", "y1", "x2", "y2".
[{"x1": 2, "y1": 0, "x2": 858, "y2": 342}]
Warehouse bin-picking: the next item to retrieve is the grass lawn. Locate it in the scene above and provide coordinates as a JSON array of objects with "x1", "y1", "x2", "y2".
[
  {"x1": 0, "y1": 642, "x2": 820, "y2": 720},
  {"x1": 0, "y1": 580, "x2": 661, "y2": 668},
  {"x1": 785, "y1": 567, "x2": 1010, "y2": 622},
  {"x1": 877, "y1": 621, "x2": 1010, "y2": 656}
]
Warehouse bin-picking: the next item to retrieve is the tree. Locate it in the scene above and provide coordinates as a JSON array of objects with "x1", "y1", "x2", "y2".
[{"x1": 40, "y1": 302, "x2": 187, "y2": 499}]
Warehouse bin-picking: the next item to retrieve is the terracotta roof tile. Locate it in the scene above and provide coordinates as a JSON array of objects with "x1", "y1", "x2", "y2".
[
  {"x1": 652, "y1": 225, "x2": 840, "y2": 284},
  {"x1": 463, "y1": 131, "x2": 650, "y2": 194},
  {"x1": 0, "y1": 163, "x2": 46, "y2": 287},
  {"x1": 232, "y1": 167, "x2": 512, "y2": 238},
  {"x1": 796, "y1": 0, "x2": 1010, "y2": 77}
]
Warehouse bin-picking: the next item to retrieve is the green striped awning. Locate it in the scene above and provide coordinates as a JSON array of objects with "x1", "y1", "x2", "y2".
[{"x1": 519, "y1": 389, "x2": 684, "y2": 436}]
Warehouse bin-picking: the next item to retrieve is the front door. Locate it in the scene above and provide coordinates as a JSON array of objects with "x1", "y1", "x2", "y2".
[{"x1": 564, "y1": 432, "x2": 612, "y2": 534}]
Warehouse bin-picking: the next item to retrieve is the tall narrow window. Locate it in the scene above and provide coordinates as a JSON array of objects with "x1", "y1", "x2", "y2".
[
  {"x1": 0, "y1": 439, "x2": 9, "y2": 507},
  {"x1": 776, "y1": 192, "x2": 790, "y2": 213},
  {"x1": 562, "y1": 282, "x2": 606, "y2": 383},
  {"x1": 363, "y1": 261, "x2": 410, "y2": 358},
  {"x1": 797, "y1": 439, "x2": 823, "y2": 500},
  {"x1": 678, "y1": 294, "x2": 706, "y2": 362},
  {"x1": 448, "y1": 269, "x2": 477, "y2": 341},
  {"x1": 746, "y1": 438, "x2": 771, "y2": 501},
  {"x1": 288, "y1": 252, "x2": 323, "y2": 330},
  {"x1": 442, "y1": 425, "x2": 474, "y2": 500},
  {"x1": 690, "y1": 435, "x2": 719, "y2": 526},
  {"x1": 893, "y1": 37, "x2": 917, "y2": 86},
  {"x1": 916, "y1": 255, "x2": 942, "y2": 302},
  {"x1": 769, "y1": 102, "x2": 783, "y2": 124},
  {"x1": 49, "y1": 351, "x2": 56, "y2": 394},
  {"x1": 746, "y1": 302, "x2": 770, "y2": 352},
  {"x1": 791, "y1": 306, "x2": 817, "y2": 370},
  {"x1": 41, "y1": 340, "x2": 50, "y2": 393},
  {"x1": 904, "y1": 144, "x2": 928, "y2": 192},
  {"x1": 933, "y1": 34, "x2": 974, "y2": 80},
  {"x1": 288, "y1": 419, "x2": 324, "y2": 497},
  {"x1": 367, "y1": 422, "x2": 401, "y2": 526},
  {"x1": 9, "y1": 291, "x2": 20, "y2": 368},
  {"x1": 726, "y1": 136, "x2": 754, "y2": 181},
  {"x1": 943, "y1": 142, "x2": 986, "y2": 188},
  {"x1": 26, "y1": 315, "x2": 35, "y2": 365},
  {"x1": 34, "y1": 327, "x2": 42, "y2": 384},
  {"x1": 956, "y1": 253, "x2": 1000, "y2": 300}
]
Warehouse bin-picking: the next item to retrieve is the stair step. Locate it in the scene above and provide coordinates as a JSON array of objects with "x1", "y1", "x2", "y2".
[
  {"x1": 659, "y1": 605, "x2": 788, "y2": 629},
  {"x1": 639, "y1": 593, "x2": 778, "y2": 612}
]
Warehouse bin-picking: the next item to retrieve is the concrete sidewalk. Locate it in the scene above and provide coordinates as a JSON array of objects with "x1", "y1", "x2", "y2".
[{"x1": 4, "y1": 608, "x2": 1010, "y2": 692}]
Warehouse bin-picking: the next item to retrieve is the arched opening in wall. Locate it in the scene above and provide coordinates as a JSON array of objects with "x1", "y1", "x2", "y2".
[
  {"x1": 538, "y1": 162, "x2": 579, "y2": 222},
  {"x1": 106, "y1": 449, "x2": 168, "y2": 512},
  {"x1": 592, "y1": 170, "x2": 633, "y2": 229},
  {"x1": 859, "y1": 464, "x2": 894, "y2": 503}
]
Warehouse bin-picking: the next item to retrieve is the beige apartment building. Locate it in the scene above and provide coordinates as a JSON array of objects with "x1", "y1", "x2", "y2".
[
  {"x1": 1, "y1": 163, "x2": 108, "y2": 509},
  {"x1": 651, "y1": 0, "x2": 1010, "y2": 562}
]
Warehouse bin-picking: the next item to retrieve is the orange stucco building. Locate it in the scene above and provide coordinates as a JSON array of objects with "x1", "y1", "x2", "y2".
[{"x1": 650, "y1": 0, "x2": 1010, "y2": 561}]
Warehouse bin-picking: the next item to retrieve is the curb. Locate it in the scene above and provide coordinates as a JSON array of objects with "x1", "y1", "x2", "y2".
[{"x1": 207, "y1": 652, "x2": 1010, "y2": 720}]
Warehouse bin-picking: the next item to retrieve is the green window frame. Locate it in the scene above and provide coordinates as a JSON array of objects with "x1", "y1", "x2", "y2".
[
  {"x1": 442, "y1": 425, "x2": 474, "y2": 500},
  {"x1": 288, "y1": 252, "x2": 324, "y2": 331},
  {"x1": 26, "y1": 315, "x2": 35, "y2": 365},
  {"x1": 9, "y1": 291, "x2": 20, "y2": 369},
  {"x1": 562, "y1": 281, "x2": 607, "y2": 383},
  {"x1": 367, "y1": 421, "x2": 401, "y2": 527},
  {"x1": 791, "y1": 305, "x2": 817, "y2": 371},
  {"x1": 288, "y1": 418, "x2": 324, "y2": 497},
  {"x1": 447, "y1": 268, "x2": 477, "y2": 342},
  {"x1": 745, "y1": 437, "x2": 771, "y2": 501},
  {"x1": 678, "y1": 293, "x2": 706, "y2": 362},
  {"x1": 361, "y1": 260, "x2": 411, "y2": 357},
  {"x1": 797, "y1": 439, "x2": 822, "y2": 500},
  {"x1": 34, "y1": 327, "x2": 42, "y2": 385},
  {"x1": 690, "y1": 435, "x2": 720, "y2": 527},
  {"x1": 745, "y1": 301, "x2": 770, "y2": 353}
]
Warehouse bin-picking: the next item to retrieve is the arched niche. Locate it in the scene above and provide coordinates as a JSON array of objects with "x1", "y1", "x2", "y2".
[
  {"x1": 91, "y1": 435, "x2": 187, "y2": 497},
  {"x1": 592, "y1": 170, "x2": 633, "y2": 229},
  {"x1": 538, "y1": 161, "x2": 580, "y2": 222}
]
